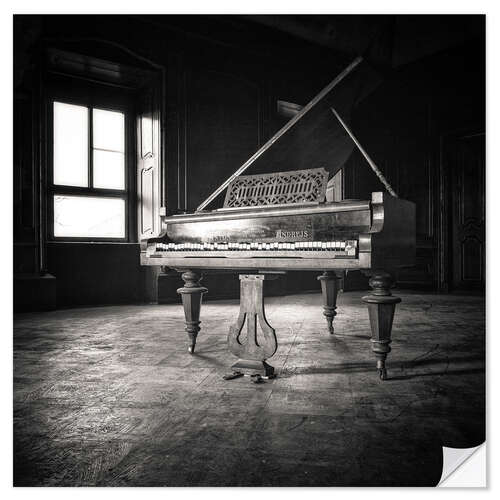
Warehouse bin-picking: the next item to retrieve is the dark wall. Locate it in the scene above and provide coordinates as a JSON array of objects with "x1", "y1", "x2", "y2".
[{"x1": 46, "y1": 243, "x2": 143, "y2": 307}]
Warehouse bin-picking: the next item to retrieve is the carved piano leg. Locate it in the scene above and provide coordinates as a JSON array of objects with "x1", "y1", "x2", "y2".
[
  {"x1": 317, "y1": 271, "x2": 341, "y2": 334},
  {"x1": 227, "y1": 274, "x2": 278, "y2": 377},
  {"x1": 362, "y1": 271, "x2": 401, "y2": 380},
  {"x1": 176, "y1": 270, "x2": 208, "y2": 354}
]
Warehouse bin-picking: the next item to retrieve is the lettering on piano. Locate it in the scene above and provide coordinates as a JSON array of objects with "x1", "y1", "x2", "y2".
[{"x1": 276, "y1": 229, "x2": 310, "y2": 239}]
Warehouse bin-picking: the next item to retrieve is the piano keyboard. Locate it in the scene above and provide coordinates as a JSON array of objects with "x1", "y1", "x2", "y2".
[{"x1": 153, "y1": 240, "x2": 357, "y2": 257}]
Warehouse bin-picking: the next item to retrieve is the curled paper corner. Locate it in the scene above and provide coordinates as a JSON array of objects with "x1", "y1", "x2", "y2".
[{"x1": 438, "y1": 443, "x2": 486, "y2": 487}]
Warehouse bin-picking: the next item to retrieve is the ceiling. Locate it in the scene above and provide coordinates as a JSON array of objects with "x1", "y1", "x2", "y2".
[{"x1": 245, "y1": 15, "x2": 484, "y2": 68}]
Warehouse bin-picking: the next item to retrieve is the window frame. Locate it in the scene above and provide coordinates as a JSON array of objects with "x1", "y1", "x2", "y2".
[{"x1": 47, "y1": 91, "x2": 136, "y2": 243}]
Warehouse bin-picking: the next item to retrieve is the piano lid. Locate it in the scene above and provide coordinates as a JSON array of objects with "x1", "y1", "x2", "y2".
[{"x1": 197, "y1": 56, "x2": 383, "y2": 211}]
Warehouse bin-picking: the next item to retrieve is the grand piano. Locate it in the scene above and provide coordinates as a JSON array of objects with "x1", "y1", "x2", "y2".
[{"x1": 141, "y1": 57, "x2": 416, "y2": 381}]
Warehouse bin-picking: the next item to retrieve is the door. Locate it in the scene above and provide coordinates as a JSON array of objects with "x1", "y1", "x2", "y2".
[{"x1": 450, "y1": 132, "x2": 485, "y2": 291}]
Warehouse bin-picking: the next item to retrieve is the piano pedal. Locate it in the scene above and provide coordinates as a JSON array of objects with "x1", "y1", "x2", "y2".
[
  {"x1": 251, "y1": 374, "x2": 265, "y2": 384},
  {"x1": 251, "y1": 373, "x2": 276, "y2": 383},
  {"x1": 223, "y1": 371, "x2": 244, "y2": 381}
]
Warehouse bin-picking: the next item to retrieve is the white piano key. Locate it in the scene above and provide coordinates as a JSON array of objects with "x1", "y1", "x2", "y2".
[{"x1": 321, "y1": 242, "x2": 327, "y2": 250}]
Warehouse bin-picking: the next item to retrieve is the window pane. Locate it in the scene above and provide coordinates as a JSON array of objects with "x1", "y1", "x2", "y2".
[
  {"x1": 93, "y1": 150, "x2": 125, "y2": 190},
  {"x1": 54, "y1": 195, "x2": 125, "y2": 238},
  {"x1": 93, "y1": 108, "x2": 124, "y2": 152},
  {"x1": 53, "y1": 102, "x2": 88, "y2": 187}
]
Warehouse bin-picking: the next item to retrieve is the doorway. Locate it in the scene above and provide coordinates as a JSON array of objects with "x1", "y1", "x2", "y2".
[{"x1": 446, "y1": 132, "x2": 485, "y2": 291}]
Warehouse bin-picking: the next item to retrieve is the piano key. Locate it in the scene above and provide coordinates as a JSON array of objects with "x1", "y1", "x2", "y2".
[
  {"x1": 321, "y1": 242, "x2": 327, "y2": 250},
  {"x1": 340, "y1": 241, "x2": 346, "y2": 250}
]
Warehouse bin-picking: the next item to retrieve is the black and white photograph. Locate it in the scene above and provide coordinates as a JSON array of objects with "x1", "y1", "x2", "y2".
[{"x1": 11, "y1": 6, "x2": 488, "y2": 488}]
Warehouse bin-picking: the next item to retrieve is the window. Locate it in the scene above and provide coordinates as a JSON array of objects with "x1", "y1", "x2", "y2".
[{"x1": 50, "y1": 101, "x2": 129, "y2": 240}]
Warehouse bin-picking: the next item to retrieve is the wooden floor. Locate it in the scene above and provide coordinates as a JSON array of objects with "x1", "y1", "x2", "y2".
[{"x1": 14, "y1": 291, "x2": 485, "y2": 486}]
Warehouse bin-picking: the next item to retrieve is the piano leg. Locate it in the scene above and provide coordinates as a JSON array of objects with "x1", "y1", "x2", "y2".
[
  {"x1": 176, "y1": 270, "x2": 208, "y2": 354},
  {"x1": 227, "y1": 274, "x2": 278, "y2": 377},
  {"x1": 362, "y1": 271, "x2": 401, "y2": 381},
  {"x1": 317, "y1": 271, "x2": 342, "y2": 334}
]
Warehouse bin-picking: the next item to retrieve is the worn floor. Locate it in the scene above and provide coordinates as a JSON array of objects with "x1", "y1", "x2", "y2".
[{"x1": 14, "y1": 291, "x2": 485, "y2": 486}]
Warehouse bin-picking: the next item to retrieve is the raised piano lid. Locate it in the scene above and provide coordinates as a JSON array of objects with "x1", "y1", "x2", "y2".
[{"x1": 196, "y1": 56, "x2": 382, "y2": 211}]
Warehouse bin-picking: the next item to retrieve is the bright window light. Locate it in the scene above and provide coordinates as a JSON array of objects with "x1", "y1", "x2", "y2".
[
  {"x1": 54, "y1": 195, "x2": 125, "y2": 238},
  {"x1": 93, "y1": 150, "x2": 125, "y2": 190},
  {"x1": 53, "y1": 102, "x2": 88, "y2": 187},
  {"x1": 93, "y1": 108, "x2": 125, "y2": 152}
]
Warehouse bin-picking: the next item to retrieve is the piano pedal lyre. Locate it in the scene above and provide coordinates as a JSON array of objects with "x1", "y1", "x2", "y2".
[{"x1": 226, "y1": 273, "x2": 280, "y2": 379}]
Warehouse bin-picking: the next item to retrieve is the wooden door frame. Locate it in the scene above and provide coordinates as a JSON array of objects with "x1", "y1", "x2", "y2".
[{"x1": 438, "y1": 126, "x2": 485, "y2": 292}]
